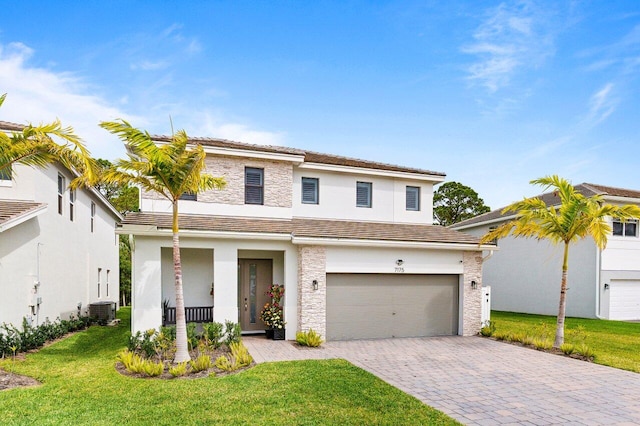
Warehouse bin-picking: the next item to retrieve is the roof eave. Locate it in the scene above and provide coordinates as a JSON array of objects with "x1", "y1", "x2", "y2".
[
  {"x1": 297, "y1": 162, "x2": 445, "y2": 182},
  {"x1": 0, "y1": 204, "x2": 48, "y2": 233}
]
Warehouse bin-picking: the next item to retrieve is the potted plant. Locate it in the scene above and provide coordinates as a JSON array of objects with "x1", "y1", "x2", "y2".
[{"x1": 260, "y1": 284, "x2": 285, "y2": 340}]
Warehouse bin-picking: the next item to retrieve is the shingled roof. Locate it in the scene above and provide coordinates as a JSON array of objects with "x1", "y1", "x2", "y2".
[
  {"x1": 0, "y1": 200, "x2": 47, "y2": 231},
  {"x1": 451, "y1": 183, "x2": 640, "y2": 229},
  {"x1": 0, "y1": 120, "x2": 27, "y2": 132},
  {"x1": 121, "y1": 212, "x2": 480, "y2": 245}
]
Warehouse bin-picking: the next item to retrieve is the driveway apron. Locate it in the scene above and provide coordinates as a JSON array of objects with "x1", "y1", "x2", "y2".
[{"x1": 244, "y1": 336, "x2": 640, "y2": 426}]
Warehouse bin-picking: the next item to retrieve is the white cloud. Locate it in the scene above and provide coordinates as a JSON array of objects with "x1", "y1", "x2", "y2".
[
  {"x1": 584, "y1": 82, "x2": 618, "y2": 126},
  {"x1": 130, "y1": 60, "x2": 169, "y2": 71},
  {"x1": 462, "y1": 1, "x2": 556, "y2": 93},
  {"x1": 182, "y1": 111, "x2": 286, "y2": 146}
]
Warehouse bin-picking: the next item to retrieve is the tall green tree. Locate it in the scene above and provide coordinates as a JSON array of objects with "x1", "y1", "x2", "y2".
[
  {"x1": 0, "y1": 93, "x2": 98, "y2": 187},
  {"x1": 100, "y1": 119, "x2": 225, "y2": 363},
  {"x1": 434, "y1": 181, "x2": 490, "y2": 226},
  {"x1": 481, "y1": 176, "x2": 640, "y2": 347}
]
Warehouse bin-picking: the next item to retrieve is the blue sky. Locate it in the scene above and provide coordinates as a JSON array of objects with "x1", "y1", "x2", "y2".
[{"x1": 1, "y1": 1, "x2": 639, "y2": 209}]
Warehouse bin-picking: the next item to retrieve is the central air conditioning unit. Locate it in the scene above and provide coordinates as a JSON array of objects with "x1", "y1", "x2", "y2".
[{"x1": 89, "y1": 301, "x2": 116, "y2": 322}]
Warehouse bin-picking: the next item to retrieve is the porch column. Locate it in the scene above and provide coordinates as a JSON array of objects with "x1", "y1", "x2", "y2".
[
  {"x1": 462, "y1": 250, "x2": 483, "y2": 336},
  {"x1": 297, "y1": 245, "x2": 326, "y2": 338},
  {"x1": 132, "y1": 237, "x2": 162, "y2": 333},
  {"x1": 213, "y1": 243, "x2": 238, "y2": 324}
]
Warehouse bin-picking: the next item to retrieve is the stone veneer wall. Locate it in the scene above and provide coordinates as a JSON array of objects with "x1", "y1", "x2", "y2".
[
  {"x1": 297, "y1": 246, "x2": 327, "y2": 338},
  {"x1": 141, "y1": 155, "x2": 293, "y2": 208},
  {"x1": 462, "y1": 251, "x2": 483, "y2": 336}
]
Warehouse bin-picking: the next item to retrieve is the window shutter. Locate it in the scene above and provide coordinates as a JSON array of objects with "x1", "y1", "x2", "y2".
[
  {"x1": 406, "y1": 186, "x2": 420, "y2": 211},
  {"x1": 302, "y1": 178, "x2": 318, "y2": 204},
  {"x1": 356, "y1": 182, "x2": 372, "y2": 207},
  {"x1": 245, "y1": 167, "x2": 264, "y2": 205}
]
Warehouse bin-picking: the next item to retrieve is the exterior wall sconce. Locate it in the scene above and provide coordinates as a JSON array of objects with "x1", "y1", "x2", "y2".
[
  {"x1": 604, "y1": 283, "x2": 609, "y2": 290},
  {"x1": 396, "y1": 259, "x2": 404, "y2": 266},
  {"x1": 312, "y1": 280, "x2": 318, "y2": 291},
  {"x1": 471, "y1": 280, "x2": 478, "y2": 289}
]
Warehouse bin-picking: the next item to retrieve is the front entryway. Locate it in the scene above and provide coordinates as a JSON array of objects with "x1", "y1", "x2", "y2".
[
  {"x1": 326, "y1": 273, "x2": 459, "y2": 340},
  {"x1": 238, "y1": 259, "x2": 272, "y2": 332}
]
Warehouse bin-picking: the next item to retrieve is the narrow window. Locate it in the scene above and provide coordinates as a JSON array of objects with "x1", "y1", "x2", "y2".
[
  {"x1": 301, "y1": 177, "x2": 319, "y2": 204},
  {"x1": 57, "y1": 174, "x2": 65, "y2": 215},
  {"x1": 406, "y1": 186, "x2": 420, "y2": 211},
  {"x1": 106, "y1": 270, "x2": 110, "y2": 297},
  {"x1": 69, "y1": 189, "x2": 76, "y2": 221},
  {"x1": 97, "y1": 268, "x2": 102, "y2": 299},
  {"x1": 356, "y1": 181, "x2": 372, "y2": 208},
  {"x1": 179, "y1": 192, "x2": 197, "y2": 201},
  {"x1": 90, "y1": 202, "x2": 96, "y2": 233},
  {"x1": 245, "y1": 167, "x2": 264, "y2": 205}
]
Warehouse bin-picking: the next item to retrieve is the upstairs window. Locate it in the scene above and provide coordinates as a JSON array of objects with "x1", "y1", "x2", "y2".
[
  {"x1": 302, "y1": 177, "x2": 319, "y2": 204},
  {"x1": 245, "y1": 167, "x2": 264, "y2": 205},
  {"x1": 57, "y1": 174, "x2": 65, "y2": 215},
  {"x1": 69, "y1": 189, "x2": 76, "y2": 221},
  {"x1": 613, "y1": 219, "x2": 638, "y2": 237},
  {"x1": 179, "y1": 192, "x2": 197, "y2": 201},
  {"x1": 90, "y1": 202, "x2": 96, "y2": 233},
  {"x1": 356, "y1": 181, "x2": 372, "y2": 208},
  {"x1": 406, "y1": 186, "x2": 420, "y2": 211}
]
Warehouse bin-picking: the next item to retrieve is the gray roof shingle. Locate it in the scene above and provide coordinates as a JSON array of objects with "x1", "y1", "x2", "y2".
[{"x1": 0, "y1": 200, "x2": 47, "y2": 227}]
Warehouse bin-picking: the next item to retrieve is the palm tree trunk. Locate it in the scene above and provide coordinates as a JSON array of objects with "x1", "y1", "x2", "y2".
[
  {"x1": 554, "y1": 241, "x2": 570, "y2": 348},
  {"x1": 172, "y1": 201, "x2": 191, "y2": 363}
]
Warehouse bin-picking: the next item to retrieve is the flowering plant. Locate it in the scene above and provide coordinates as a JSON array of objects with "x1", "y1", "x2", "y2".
[{"x1": 260, "y1": 284, "x2": 285, "y2": 329}]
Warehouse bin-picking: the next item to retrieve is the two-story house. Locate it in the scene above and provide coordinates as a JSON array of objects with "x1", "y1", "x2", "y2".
[
  {"x1": 0, "y1": 121, "x2": 121, "y2": 328},
  {"x1": 120, "y1": 136, "x2": 493, "y2": 340},
  {"x1": 451, "y1": 183, "x2": 640, "y2": 321}
]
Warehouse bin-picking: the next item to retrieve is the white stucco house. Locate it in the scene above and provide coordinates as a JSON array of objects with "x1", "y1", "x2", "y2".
[
  {"x1": 0, "y1": 121, "x2": 121, "y2": 327},
  {"x1": 120, "y1": 135, "x2": 494, "y2": 340},
  {"x1": 451, "y1": 183, "x2": 640, "y2": 321}
]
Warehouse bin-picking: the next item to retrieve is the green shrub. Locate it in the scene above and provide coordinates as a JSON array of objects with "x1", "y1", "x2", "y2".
[
  {"x1": 202, "y1": 322, "x2": 224, "y2": 349},
  {"x1": 492, "y1": 330, "x2": 508, "y2": 341},
  {"x1": 224, "y1": 321, "x2": 242, "y2": 346},
  {"x1": 215, "y1": 355, "x2": 232, "y2": 371},
  {"x1": 522, "y1": 335, "x2": 535, "y2": 346},
  {"x1": 190, "y1": 354, "x2": 212, "y2": 372},
  {"x1": 576, "y1": 343, "x2": 595, "y2": 359},
  {"x1": 142, "y1": 359, "x2": 164, "y2": 377},
  {"x1": 479, "y1": 321, "x2": 496, "y2": 337},
  {"x1": 532, "y1": 338, "x2": 552, "y2": 350},
  {"x1": 117, "y1": 349, "x2": 145, "y2": 374},
  {"x1": 186, "y1": 322, "x2": 199, "y2": 351},
  {"x1": 296, "y1": 329, "x2": 324, "y2": 347},
  {"x1": 561, "y1": 343, "x2": 575, "y2": 355},
  {"x1": 229, "y1": 341, "x2": 253, "y2": 367},
  {"x1": 169, "y1": 362, "x2": 188, "y2": 377}
]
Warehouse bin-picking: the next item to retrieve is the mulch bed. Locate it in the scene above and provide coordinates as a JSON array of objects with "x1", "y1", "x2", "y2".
[
  {"x1": 0, "y1": 369, "x2": 40, "y2": 391},
  {"x1": 487, "y1": 337, "x2": 594, "y2": 362}
]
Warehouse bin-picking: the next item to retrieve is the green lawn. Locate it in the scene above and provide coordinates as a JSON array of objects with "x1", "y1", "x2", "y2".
[
  {"x1": 0, "y1": 308, "x2": 458, "y2": 425},
  {"x1": 491, "y1": 311, "x2": 640, "y2": 373}
]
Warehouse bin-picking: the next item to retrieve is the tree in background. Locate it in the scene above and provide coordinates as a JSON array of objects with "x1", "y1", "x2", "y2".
[
  {"x1": 0, "y1": 93, "x2": 98, "y2": 187},
  {"x1": 100, "y1": 119, "x2": 225, "y2": 363},
  {"x1": 96, "y1": 159, "x2": 138, "y2": 306},
  {"x1": 481, "y1": 175, "x2": 640, "y2": 348},
  {"x1": 433, "y1": 181, "x2": 490, "y2": 226}
]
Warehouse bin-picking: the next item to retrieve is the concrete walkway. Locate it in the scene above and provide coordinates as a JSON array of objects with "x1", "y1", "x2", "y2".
[{"x1": 244, "y1": 335, "x2": 640, "y2": 425}]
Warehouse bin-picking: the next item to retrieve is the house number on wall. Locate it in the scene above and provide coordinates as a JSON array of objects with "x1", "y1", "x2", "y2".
[{"x1": 394, "y1": 267, "x2": 405, "y2": 273}]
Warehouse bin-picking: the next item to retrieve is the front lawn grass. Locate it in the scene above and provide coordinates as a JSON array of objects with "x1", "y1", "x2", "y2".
[
  {"x1": 0, "y1": 308, "x2": 458, "y2": 425},
  {"x1": 491, "y1": 311, "x2": 640, "y2": 373}
]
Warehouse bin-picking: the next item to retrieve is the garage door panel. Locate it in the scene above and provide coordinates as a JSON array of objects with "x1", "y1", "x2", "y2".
[
  {"x1": 610, "y1": 281, "x2": 640, "y2": 320},
  {"x1": 327, "y1": 274, "x2": 458, "y2": 340}
]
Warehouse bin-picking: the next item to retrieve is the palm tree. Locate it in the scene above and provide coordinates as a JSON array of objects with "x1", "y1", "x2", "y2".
[
  {"x1": 100, "y1": 119, "x2": 225, "y2": 363},
  {"x1": 481, "y1": 175, "x2": 640, "y2": 348},
  {"x1": 0, "y1": 93, "x2": 98, "y2": 187}
]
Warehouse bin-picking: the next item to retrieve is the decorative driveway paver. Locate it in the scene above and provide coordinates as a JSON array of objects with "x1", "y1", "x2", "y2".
[{"x1": 244, "y1": 336, "x2": 640, "y2": 425}]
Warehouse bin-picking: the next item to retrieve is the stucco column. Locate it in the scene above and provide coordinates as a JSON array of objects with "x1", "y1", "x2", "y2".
[
  {"x1": 462, "y1": 251, "x2": 483, "y2": 336},
  {"x1": 297, "y1": 245, "x2": 327, "y2": 338}
]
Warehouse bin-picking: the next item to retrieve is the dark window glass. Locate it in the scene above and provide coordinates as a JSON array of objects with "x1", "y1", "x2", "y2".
[
  {"x1": 57, "y1": 174, "x2": 65, "y2": 215},
  {"x1": 613, "y1": 220, "x2": 624, "y2": 236},
  {"x1": 179, "y1": 192, "x2": 197, "y2": 201},
  {"x1": 0, "y1": 166, "x2": 11, "y2": 181},
  {"x1": 356, "y1": 181, "x2": 372, "y2": 208},
  {"x1": 625, "y1": 221, "x2": 638, "y2": 237},
  {"x1": 302, "y1": 177, "x2": 319, "y2": 204},
  {"x1": 245, "y1": 167, "x2": 264, "y2": 205}
]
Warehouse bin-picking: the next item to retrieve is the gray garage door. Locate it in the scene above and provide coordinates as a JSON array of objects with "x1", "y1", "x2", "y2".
[{"x1": 326, "y1": 274, "x2": 459, "y2": 341}]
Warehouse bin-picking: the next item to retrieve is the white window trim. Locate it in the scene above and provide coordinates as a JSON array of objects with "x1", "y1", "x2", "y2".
[{"x1": 612, "y1": 218, "x2": 639, "y2": 237}]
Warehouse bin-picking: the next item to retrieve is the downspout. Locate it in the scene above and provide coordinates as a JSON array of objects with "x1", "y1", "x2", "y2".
[
  {"x1": 595, "y1": 246, "x2": 605, "y2": 319},
  {"x1": 482, "y1": 250, "x2": 494, "y2": 263}
]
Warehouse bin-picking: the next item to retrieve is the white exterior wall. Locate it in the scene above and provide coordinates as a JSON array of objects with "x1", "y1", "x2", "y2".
[
  {"x1": 292, "y1": 169, "x2": 434, "y2": 224},
  {"x1": 463, "y1": 225, "x2": 597, "y2": 318},
  {"x1": 0, "y1": 164, "x2": 120, "y2": 327},
  {"x1": 132, "y1": 235, "x2": 299, "y2": 338}
]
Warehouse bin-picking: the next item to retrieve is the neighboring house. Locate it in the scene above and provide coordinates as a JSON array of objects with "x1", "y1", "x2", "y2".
[
  {"x1": 0, "y1": 121, "x2": 121, "y2": 328},
  {"x1": 451, "y1": 183, "x2": 640, "y2": 321},
  {"x1": 120, "y1": 136, "x2": 494, "y2": 340}
]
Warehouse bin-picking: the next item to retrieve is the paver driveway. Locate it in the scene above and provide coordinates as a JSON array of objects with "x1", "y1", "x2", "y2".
[{"x1": 244, "y1": 336, "x2": 640, "y2": 425}]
